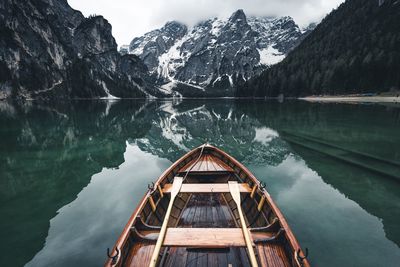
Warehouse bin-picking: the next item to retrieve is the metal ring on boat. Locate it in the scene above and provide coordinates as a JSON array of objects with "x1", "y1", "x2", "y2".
[
  {"x1": 260, "y1": 181, "x2": 266, "y2": 189},
  {"x1": 148, "y1": 182, "x2": 155, "y2": 191},
  {"x1": 107, "y1": 248, "x2": 120, "y2": 265},
  {"x1": 296, "y1": 248, "x2": 309, "y2": 266}
]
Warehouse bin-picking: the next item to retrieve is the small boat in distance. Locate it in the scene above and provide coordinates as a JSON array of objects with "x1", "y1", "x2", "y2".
[{"x1": 105, "y1": 144, "x2": 310, "y2": 267}]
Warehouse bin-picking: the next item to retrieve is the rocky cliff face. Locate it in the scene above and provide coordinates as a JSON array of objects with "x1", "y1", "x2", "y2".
[
  {"x1": 0, "y1": 0, "x2": 161, "y2": 100},
  {"x1": 124, "y1": 10, "x2": 313, "y2": 96},
  {"x1": 130, "y1": 21, "x2": 188, "y2": 73}
]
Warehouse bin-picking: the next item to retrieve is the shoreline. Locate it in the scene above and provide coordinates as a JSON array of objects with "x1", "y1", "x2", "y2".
[
  {"x1": 300, "y1": 96, "x2": 400, "y2": 103},
  {"x1": 2, "y1": 95, "x2": 400, "y2": 103}
]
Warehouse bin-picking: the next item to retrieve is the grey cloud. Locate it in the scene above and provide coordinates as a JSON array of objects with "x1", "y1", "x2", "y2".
[{"x1": 68, "y1": 0, "x2": 344, "y2": 46}]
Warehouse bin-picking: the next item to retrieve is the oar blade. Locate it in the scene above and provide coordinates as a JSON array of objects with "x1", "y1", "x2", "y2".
[
  {"x1": 171, "y1": 176, "x2": 183, "y2": 197},
  {"x1": 228, "y1": 181, "x2": 241, "y2": 204}
]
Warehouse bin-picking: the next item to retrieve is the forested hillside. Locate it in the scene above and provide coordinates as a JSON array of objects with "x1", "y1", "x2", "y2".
[{"x1": 237, "y1": 0, "x2": 400, "y2": 97}]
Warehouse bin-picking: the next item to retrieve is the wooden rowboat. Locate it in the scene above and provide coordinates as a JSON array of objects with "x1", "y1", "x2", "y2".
[{"x1": 105, "y1": 144, "x2": 310, "y2": 267}]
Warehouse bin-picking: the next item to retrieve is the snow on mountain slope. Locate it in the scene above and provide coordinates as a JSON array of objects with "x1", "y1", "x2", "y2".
[
  {"x1": 122, "y1": 10, "x2": 313, "y2": 96},
  {"x1": 257, "y1": 46, "x2": 285, "y2": 65}
]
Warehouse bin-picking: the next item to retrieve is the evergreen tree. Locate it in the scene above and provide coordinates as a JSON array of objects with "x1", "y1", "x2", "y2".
[{"x1": 237, "y1": 0, "x2": 400, "y2": 97}]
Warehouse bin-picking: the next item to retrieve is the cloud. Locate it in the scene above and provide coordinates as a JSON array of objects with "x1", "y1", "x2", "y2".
[{"x1": 67, "y1": 0, "x2": 344, "y2": 46}]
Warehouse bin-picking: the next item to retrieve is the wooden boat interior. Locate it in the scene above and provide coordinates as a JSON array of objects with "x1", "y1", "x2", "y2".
[{"x1": 106, "y1": 145, "x2": 309, "y2": 267}]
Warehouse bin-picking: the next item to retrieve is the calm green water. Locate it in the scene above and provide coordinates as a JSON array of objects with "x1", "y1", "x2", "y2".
[{"x1": 1, "y1": 99, "x2": 400, "y2": 267}]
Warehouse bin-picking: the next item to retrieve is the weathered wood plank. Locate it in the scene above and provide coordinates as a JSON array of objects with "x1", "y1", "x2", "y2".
[
  {"x1": 258, "y1": 243, "x2": 291, "y2": 267},
  {"x1": 179, "y1": 154, "x2": 234, "y2": 173},
  {"x1": 139, "y1": 228, "x2": 273, "y2": 248},
  {"x1": 163, "y1": 183, "x2": 252, "y2": 193},
  {"x1": 165, "y1": 228, "x2": 245, "y2": 247}
]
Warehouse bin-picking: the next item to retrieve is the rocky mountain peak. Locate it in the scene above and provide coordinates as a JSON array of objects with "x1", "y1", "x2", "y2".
[
  {"x1": 228, "y1": 9, "x2": 247, "y2": 24},
  {"x1": 73, "y1": 16, "x2": 117, "y2": 57},
  {"x1": 124, "y1": 9, "x2": 313, "y2": 97},
  {"x1": 163, "y1": 21, "x2": 188, "y2": 35}
]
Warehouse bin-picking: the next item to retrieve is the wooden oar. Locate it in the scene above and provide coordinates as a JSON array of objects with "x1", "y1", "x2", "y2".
[
  {"x1": 149, "y1": 177, "x2": 183, "y2": 267},
  {"x1": 228, "y1": 181, "x2": 259, "y2": 267}
]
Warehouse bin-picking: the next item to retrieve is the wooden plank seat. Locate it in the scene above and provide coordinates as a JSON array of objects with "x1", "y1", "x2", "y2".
[
  {"x1": 162, "y1": 183, "x2": 252, "y2": 193},
  {"x1": 136, "y1": 228, "x2": 274, "y2": 248}
]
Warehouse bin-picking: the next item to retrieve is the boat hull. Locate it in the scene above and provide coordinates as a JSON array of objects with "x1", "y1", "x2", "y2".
[{"x1": 105, "y1": 144, "x2": 310, "y2": 267}]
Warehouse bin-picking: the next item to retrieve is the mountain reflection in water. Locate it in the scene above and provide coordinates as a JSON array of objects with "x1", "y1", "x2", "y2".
[{"x1": 0, "y1": 99, "x2": 399, "y2": 267}]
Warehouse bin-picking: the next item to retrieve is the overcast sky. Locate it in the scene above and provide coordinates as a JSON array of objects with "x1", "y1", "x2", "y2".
[{"x1": 67, "y1": 0, "x2": 345, "y2": 47}]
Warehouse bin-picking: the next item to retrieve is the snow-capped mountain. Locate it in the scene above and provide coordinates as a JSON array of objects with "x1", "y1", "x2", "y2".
[{"x1": 122, "y1": 9, "x2": 314, "y2": 96}]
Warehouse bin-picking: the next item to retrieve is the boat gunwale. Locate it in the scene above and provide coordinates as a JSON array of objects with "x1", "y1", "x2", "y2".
[
  {"x1": 104, "y1": 145, "x2": 202, "y2": 267},
  {"x1": 210, "y1": 145, "x2": 311, "y2": 267},
  {"x1": 105, "y1": 144, "x2": 310, "y2": 267}
]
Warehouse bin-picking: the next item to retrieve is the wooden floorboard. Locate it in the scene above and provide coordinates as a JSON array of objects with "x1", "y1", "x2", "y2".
[
  {"x1": 257, "y1": 243, "x2": 291, "y2": 267},
  {"x1": 178, "y1": 194, "x2": 236, "y2": 227},
  {"x1": 125, "y1": 242, "x2": 155, "y2": 267},
  {"x1": 127, "y1": 193, "x2": 290, "y2": 267},
  {"x1": 179, "y1": 154, "x2": 234, "y2": 173},
  {"x1": 161, "y1": 194, "x2": 253, "y2": 266}
]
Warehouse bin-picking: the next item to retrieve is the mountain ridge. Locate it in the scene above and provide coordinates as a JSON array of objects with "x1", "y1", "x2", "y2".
[
  {"x1": 237, "y1": 0, "x2": 400, "y2": 97},
  {"x1": 123, "y1": 9, "x2": 314, "y2": 97}
]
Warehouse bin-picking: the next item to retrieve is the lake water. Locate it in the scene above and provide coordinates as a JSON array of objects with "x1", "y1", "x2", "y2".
[{"x1": 1, "y1": 99, "x2": 400, "y2": 267}]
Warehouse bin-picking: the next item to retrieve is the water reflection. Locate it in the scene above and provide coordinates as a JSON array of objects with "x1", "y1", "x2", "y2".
[
  {"x1": 135, "y1": 100, "x2": 289, "y2": 165},
  {"x1": 251, "y1": 155, "x2": 400, "y2": 267},
  {"x1": 287, "y1": 144, "x2": 400, "y2": 248},
  {"x1": 26, "y1": 145, "x2": 171, "y2": 267},
  {"x1": 0, "y1": 100, "x2": 153, "y2": 266},
  {"x1": 0, "y1": 99, "x2": 399, "y2": 267}
]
